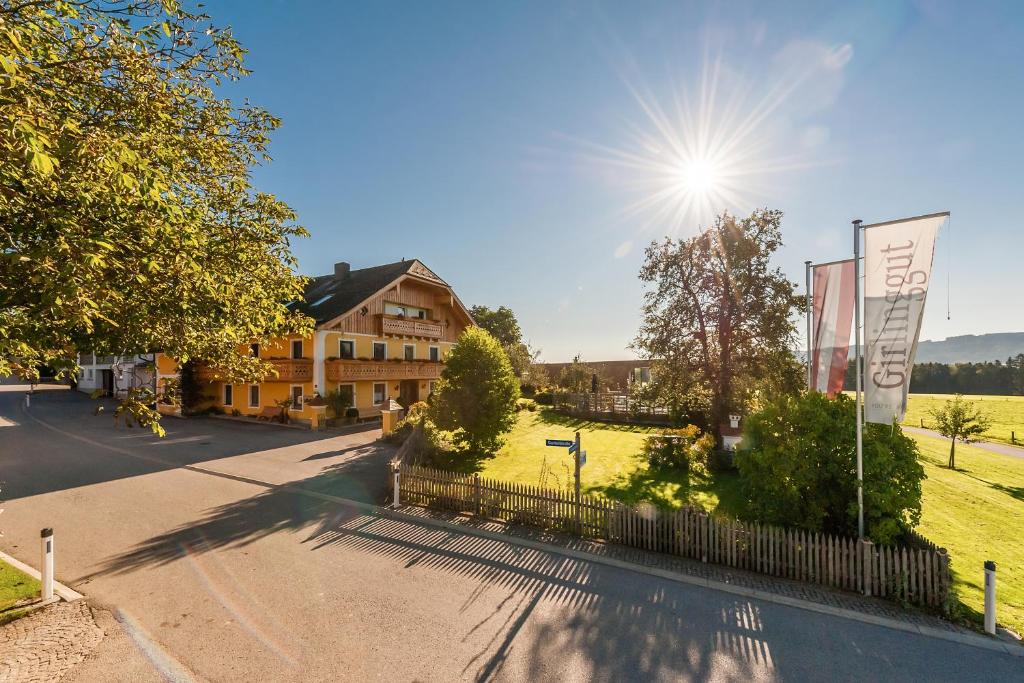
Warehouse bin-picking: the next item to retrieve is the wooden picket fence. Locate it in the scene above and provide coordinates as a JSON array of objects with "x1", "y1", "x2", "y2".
[{"x1": 398, "y1": 464, "x2": 951, "y2": 610}]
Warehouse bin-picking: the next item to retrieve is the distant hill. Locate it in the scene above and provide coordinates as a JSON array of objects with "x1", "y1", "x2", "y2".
[{"x1": 914, "y1": 333, "x2": 1024, "y2": 364}]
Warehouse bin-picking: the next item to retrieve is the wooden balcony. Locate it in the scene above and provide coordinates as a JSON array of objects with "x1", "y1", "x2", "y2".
[
  {"x1": 265, "y1": 359, "x2": 313, "y2": 382},
  {"x1": 379, "y1": 314, "x2": 443, "y2": 339},
  {"x1": 195, "y1": 359, "x2": 313, "y2": 383},
  {"x1": 326, "y1": 359, "x2": 443, "y2": 382}
]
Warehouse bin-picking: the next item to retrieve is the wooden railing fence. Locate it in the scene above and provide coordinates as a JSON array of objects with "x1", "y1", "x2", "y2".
[{"x1": 398, "y1": 464, "x2": 951, "y2": 610}]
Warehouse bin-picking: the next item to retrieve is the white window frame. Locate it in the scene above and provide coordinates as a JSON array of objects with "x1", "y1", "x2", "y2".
[
  {"x1": 338, "y1": 338, "x2": 356, "y2": 360},
  {"x1": 223, "y1": 383, "x2": 233, "y2": 406},
  {"x1": 372, "y1": 382, "x2": 386, "y2": 405},
  {"x1": 372, "y1": 341, "x2": 387, "y2": 361},
  {"x1": 290, "y1": 384, "x2": 304, "y2": 411},
  {"x1": 337, "y1": 382, "x2": 356, "y2": 409},
  {"x1": 248, "y1": 384, "x2": 260, "y2": 408},
  {"x1": 291, "y1": 339, "x2": 304, "y2": 359},
  {"x1": 428, "y1": 346, "x2": 440, "y2": 362},
  {"x1": 403, "y1": 344, "x2": 415, "y2": 361}
]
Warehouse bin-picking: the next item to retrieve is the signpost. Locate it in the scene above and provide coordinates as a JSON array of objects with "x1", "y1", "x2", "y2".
[{"x1": 546, "y1": 431, "x2": 584, "y2": 533}]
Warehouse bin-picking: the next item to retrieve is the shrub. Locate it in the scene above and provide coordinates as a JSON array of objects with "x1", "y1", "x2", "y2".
[
  {"x1": 736, "y1": 392, "x2": 924, "y2": 544},
  {"x1": 516, "y1": 398, "x2": 538, "y2": 412},
  {"x1": 519, "y1": 383, "x2": 537, "y2": 397},
  {"x1": 642, "y1": 425, "x2": 703, "y2": 469},
  {"x1": 324, "y1": 388, "x2": 353, "y2": 418},
  {"x1": 534, "y1": 390, "x2": 554, "y2": 405},
  {"x1": 345, "y1": 407, "x2": 360, "y2": 419},
  {"x1": 429, "y1": 328, "x2": 519, "y2": 453}
]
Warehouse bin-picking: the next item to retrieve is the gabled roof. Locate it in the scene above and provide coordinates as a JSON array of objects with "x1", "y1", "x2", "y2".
[{"x1": 292, "y1": 259, "x2": 469, "y2": 326}]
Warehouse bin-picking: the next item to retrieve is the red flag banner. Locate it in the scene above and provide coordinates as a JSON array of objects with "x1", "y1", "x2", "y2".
[{"x1": 811, "y1": 259, "x2": 856, "y2": 397}]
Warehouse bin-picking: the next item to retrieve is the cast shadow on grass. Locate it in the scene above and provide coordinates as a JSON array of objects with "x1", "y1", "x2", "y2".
[
  {"x1": 588, "y1": 466, "x2": 748, "y2": 518},
  {"x1": 534, "y1": 409, "x2": 658, "y2": 434}
]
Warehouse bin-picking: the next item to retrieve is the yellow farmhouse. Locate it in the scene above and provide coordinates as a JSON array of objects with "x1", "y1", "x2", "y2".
[{"x1": 183, "y1": 259, "x2": 474, "y2": 425}]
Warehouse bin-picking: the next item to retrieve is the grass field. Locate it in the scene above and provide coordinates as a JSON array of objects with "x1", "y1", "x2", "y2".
[
  {"x1": 910, "y1": 432, "x2": 1024, "y2": 635},
  {"x1": 0, "y1": 558, "x2": 39, "y2": 624},
  {"x1": 904, "y1": 393, "x2": 1024, "y2": 447},
  {"x1": 478, "y1": 410, "x2": 744, "y2": 513}
]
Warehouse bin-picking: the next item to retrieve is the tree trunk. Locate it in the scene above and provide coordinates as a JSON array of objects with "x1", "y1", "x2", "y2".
[{"x1": 948, "y1": 436, "x2": 956, "y2": 469}]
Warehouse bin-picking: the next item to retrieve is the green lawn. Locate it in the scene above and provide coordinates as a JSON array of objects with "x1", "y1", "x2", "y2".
[
  {"x1": 0, "y1": 558, "x2": 39, "y2": 624},
  {"x1": 910, "y1": 432, "x2": 1024, "y2": 635},
  {"x1": 479, "y1": 410, "x2": 745, "y2": 515},
  {"x1": 904, "y1": 393, "x2": 1024, "y2": 447}
]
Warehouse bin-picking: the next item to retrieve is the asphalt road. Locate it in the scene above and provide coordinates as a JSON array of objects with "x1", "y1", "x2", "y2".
[{"x1": 0, "y1": 383, "x2": 1019, "y2": 681}]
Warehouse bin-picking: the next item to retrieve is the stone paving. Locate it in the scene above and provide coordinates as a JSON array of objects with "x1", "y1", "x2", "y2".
[
  {"x1": 0, "y1": 601, "x2": 103, "y2": 683},
  {"x1": 395, "y1": 504, "x2": 970, "y2": 634}
]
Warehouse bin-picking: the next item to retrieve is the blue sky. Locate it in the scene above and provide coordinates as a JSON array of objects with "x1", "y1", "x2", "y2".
[{"x1": 211, "y1": 1, "x2": 1024, "y2": 362}]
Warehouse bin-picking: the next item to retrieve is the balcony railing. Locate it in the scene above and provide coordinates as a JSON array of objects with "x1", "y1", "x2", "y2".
[
  {"x1": 379, "y1": 314, "x2": 443, "y2": 339},
  {"x1": 326, "y1": 359, "x2": 443, "y2": 382},
  {"x1": 196, "y1": 358, "x2": 313, "y2": 383}
]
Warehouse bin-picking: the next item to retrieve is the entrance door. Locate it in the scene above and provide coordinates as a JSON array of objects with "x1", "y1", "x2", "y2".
[
  {"x1": 398, "y1": 380, "x2": 419, "y2": 407},
  {"x1": 100, "y1": 369, "x2": 114, "y2": 397}
]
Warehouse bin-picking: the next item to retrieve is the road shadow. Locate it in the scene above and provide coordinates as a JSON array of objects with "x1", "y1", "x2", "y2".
[
  {"x1": 87, "y1": 482, "x2": 776, "y2": 680},
  {"x1": 2, "y1": 389, "x2": 386, "y2": 501}
]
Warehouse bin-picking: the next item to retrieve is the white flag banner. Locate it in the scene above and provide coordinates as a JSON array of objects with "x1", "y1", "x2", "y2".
[{"x1": 863, "y1": 213, "x2": 947, "y2": 424}]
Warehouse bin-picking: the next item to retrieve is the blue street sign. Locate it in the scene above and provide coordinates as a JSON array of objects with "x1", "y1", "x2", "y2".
[
  {"x1": 568, "y1": 441, "x2": 578, "y2": 454},
  {"x1": 545, "y1": 439, "x2": 573, "y2": 448}
]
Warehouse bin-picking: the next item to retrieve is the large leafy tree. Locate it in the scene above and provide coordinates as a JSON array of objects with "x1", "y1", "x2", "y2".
[
  {"x1": 633, "y1": 209, "x2": 803, "y2": 433},
  {"x1": 430, "y1": 327, "x2": 519, "y2": 453},
  {"x1": 0, "y1": 1, "x2": 311, "y2": 432},
  {"x1": 469, "y1": 304, "x2": 535, "y2": 377},
  {"x1": 737, "y1": 392, "x2": 924, "y2": 544}
]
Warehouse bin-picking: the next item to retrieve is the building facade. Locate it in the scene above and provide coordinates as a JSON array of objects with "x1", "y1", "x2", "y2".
[
  {"x1": 186, "y1": 259, "x2": 474, "y2": 425},
  {"x1": 75, "y1": 352, "x2": 155, "y2": 397}
]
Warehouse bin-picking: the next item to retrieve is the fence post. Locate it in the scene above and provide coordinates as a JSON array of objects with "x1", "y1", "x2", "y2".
[
  {"x1": 473, "y1": 473, "x2": 481, "y2": 516},
  {"x1": 391, "y1": 462, "x2": 401, "y2": 509},
  {"x1": 860, "y1": 539, "x2": 873, "y2": 596},
  {"x1": 937, "y1": 547, "x2": 950, "y2": 613}
]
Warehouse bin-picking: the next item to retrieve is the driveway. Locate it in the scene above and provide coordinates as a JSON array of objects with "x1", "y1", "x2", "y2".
[{"x1": 0, "y1": 383, "x2": 1019, "y2": 681}]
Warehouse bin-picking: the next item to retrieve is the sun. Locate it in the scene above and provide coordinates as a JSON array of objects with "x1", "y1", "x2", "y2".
[{"x1": 680, "y1": 158, "x2": 720, "y2": 195}]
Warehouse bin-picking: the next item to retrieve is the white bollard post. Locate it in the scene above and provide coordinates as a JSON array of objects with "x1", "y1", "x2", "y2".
[
  {"x1": 984, "y1": 560, "x2": 997, "y2": 635},
  {"x1": 24, "y1": 392, "x2": 30, "y2": 408},
  {"x1": 392, "y1": 463, "x2": 401, "y2": 509},
  {"x1": 40, "y1": 528, "x2": 54, "y2": 601}
]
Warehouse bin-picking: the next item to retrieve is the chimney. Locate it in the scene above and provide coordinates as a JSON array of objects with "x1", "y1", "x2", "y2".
[{"x1": 334, "y1": 261, "x2": 350, "y2": 280}]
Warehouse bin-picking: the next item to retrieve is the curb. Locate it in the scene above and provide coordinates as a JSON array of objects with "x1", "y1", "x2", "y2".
[{"x1": 0, "y1": 549, "x2": 84, "y2": 602}]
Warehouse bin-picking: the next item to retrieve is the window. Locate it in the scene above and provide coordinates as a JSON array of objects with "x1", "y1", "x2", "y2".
[
  {"x1": 428, "y1": 346, "x2": 440, "y2": 362},
  {"x1": 373, "y1": 342, "x2": 386, "y2": 361},
  {"x1": 291, "y1": 339, "x2": 303, "y2": 359},
  {"x1": 337, "y1": 384, "x2": 355, "y2": 409},
  {"x1": 339, "y1": 340, "x2": 355, "y2": 360},
  {"x1": 250, "y1": 343, "x2": 260, "y2": 358},
  {"x1": 87, "y1": 369, "x2": 94, "y2": 380},
  {"x1": 249, "y1": 384, "x2": 260, "y2": 408},
  {"x1": 384, "y1": 302, "x2": 429, "y2": 318},
  {"x1": 223, "y1": 384, "x2": 233, "y2": 406},
  {"x1": 404, "y1": 344, "x2": 415, "y2": 361},
  {"x1": 290, "y1": 385, "x2": 303, "y2": 410},
  {"x1": 373, "y1": 382, "x2": 386, "y2": 405}
]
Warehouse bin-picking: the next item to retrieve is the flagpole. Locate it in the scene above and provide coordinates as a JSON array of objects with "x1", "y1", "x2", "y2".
[
  {"x1": 805, "y1": 260, "x2": 813, "y2": 390},
  {"x1": 853, "y1": 219, "x2": 864, "y2": 539}
]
